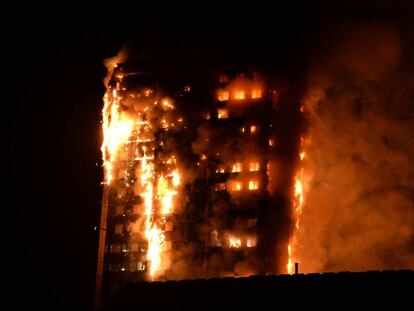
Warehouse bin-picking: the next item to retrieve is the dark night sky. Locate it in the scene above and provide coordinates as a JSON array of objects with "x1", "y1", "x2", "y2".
[{"x1": 8, "y1": 2, "x2": 412, "y2": 310}]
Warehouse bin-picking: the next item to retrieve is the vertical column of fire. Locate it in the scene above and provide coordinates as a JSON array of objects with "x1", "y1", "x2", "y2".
[
  {"x1": 287, "y1": 108, "x2": 306, "y2": 274},
  {"x1": 101, "y1": 80, "x2": 180, "y2": 281}
]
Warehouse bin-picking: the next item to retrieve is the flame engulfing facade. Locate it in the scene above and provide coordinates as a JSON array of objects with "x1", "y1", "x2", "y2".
[{"x1": 96, "y1": 61, "x2": 304, "y2": 301}]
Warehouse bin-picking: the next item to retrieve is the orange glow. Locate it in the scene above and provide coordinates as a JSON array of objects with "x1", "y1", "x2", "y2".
[
  {"x1": 268, "y1": 139, "x2": 274, "y2": 146},
  {"x1": 217, "y1": 108, "x2": 229, "y2": 119},
  {"x1": 218, "y1": 90, "x2": 229, "y2": 101},
  {"x1": 228, "y1": 235, "x2": 242, "y2": 248},
  {"x1": 249, "y1": 162, "x2": 260, "y2": 172},
  {"x1": 250, "y1": 125, "x2": 257, "y2": 133},
  {"x1": 287, "y1": 135, "x2": 306, "y2": 274},
  {"x1": 231, "y1": 181, "x2": 242, "y2": 191},
  {"x1": 248, "y1": 180, "x2": 259, "y2": 190},
  {"x1": 247, "y1": 236, "x2": 257, "y2": 248},
  {"x1": 102, "y1": 84, "x2": 180, "y2": 280},
  {"x1": 234, "y1": 90, "x2": 246, "y2": 100},
  {"x1": 232, "y1": 163, "x2": 242, "y2": 173},
  {"x1": 251, "y1": 88, "x2": 262, "y2": 99}
]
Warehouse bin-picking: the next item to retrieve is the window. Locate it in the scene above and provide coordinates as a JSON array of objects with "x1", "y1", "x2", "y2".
[
  {"x1": 250, "y1": 125, "x2": 257, "y2": 133},
  {"x1": 249, "y1": 162, "x2": 260, "y2": 172},
  {"x1": 234, "y1": 90, "x2": 246, "y2": 100},
  {"x1": 218, "y1": 90, "x2": 229, "y2": 101},
  {"x1": 184, "y1": 85, "x2": 191, "y2": 92},
  {"x1": 137, "y1": 261, "x2": 146, "y2": 271},
  {"x1": 214, "y1": 183, "x2": 226, "y2": 191},
  {"x1": 248, "y1": 180, "x2": 259, "y2": 190},
  {"x1": 232, "y1": 181, "x2": 242, "y2": 191},
  {"x1": 215, "y1": 166, "x2": 225, "y2": 174},
  {"x1": 232, "y1": 163, "x2": 242, "y2": 173},
  {"x1": 217, "y1": 109, "x2": 229, "y2": 119},
  {"x1": 251, "y1": 88, "x2": 262, "y2": 99},
  {"x1": 247, "y1": 236, "x2": 257, "y2": 247},
  {"x1": 115, "y1": 224, "x2": 123, "y2": 234},
  {"x1": 268, "y1": 139, "x2": 274, "y2": 146},
  {"x1": 121, "y1": 243, "x2": 129, "y2": 252}
]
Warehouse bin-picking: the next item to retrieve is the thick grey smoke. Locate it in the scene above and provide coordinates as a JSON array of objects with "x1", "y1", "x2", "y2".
[{"x1": 298, "y1": 22, "x2": 414, "y2": 272}]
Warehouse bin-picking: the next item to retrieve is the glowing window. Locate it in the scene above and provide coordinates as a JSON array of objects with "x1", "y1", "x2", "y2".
[
  {"x1": 234, "y1": 90, "x2": 246, "y2": 100},
  {"x1": 249, "y1": 162, "x2": 260, "y2": 172},
  {"x1": 248, "y1": 180, "x2": 259, "y2": 190},
  {"x1": 121, "y1": 243, "x2": 130, "y2": 252},
  {"x1": 184, "y1": 85, "x2": 191, "y2": 92},
  {"x1": 250, "y1": 125, "x2": 257, "y2": 133},
  {"x1": 251, "y1": 88, "x2": 262, "y2": 99},
  {"x1": 232, "y1": 181, "x2": 242, "y2": 191},
  {"x1": 247, "y1": 237, "x2": 257, "y2": 247},
  {"x1": 232, "y1": 163, "x2": 242, "y2": 173},
  {"x1": 216, "y1": 166, "x2": 225, "y2": 174},
  {"x1": 215, "y1": 183, "x2": 226, "y2": 191},
  {"x1": 218, "y1": 90, "x2": 229, "y2": 101},
  {"x1": 217, "y1": 109, "x2": 229, "y2": 119},
  {"x1": 137, "y1": 261, "x2": 146, "y2": 271},
  {"x1": 268, "y1": 139, "x2": 274, "y2": 146}
]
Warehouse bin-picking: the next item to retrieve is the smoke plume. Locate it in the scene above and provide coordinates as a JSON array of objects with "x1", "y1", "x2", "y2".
[{"x1": 298, "y1": 22, "x2": 414, "y2": 272}]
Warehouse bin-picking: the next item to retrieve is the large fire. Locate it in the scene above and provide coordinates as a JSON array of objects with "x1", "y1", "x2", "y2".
[
  {"x1": 101, "y1": 77, "x2": 181, "y2": 280},
  {"x1": 287, "y1": 134, "x2": 306, "y2": 274}
]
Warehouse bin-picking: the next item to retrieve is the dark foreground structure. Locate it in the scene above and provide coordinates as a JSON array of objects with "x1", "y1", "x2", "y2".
[{"x1": 103, "y1": 270, "x2": 413, "y2": 309}]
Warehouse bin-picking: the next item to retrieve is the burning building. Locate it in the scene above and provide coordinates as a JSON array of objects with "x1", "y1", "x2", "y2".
[{"x1": 96, "y1": 60, "x2": 304, "y2": 305}]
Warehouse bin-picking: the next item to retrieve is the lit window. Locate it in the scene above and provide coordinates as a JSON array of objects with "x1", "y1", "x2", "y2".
[
  {"x1": 248, "y1": 180, "x2": 259, "y2": 190},
  {"x1": 268, "y1": 139, "x2": 274, "y2": 146},
  {"x1": 184, "y1": 85, "x2": 191, "y2": 92},
  {"x1": 232, "y1": 163, "x2": 242, "y2": 173},
  {"x1": 241, "y1": 127, "x2": 245, "y2": 133},
  {"x1": 232, "y1": 181, "x2": 242, "y2": 191},
  {"x1": 218, "y1": 90, "x2": 229, "y2": 101},
  {"x1": 215, "y1": 166, "x2": 225, "y2": 174},
  {"x1": 115, "y1": 224, "x2": 123, "y2": 234},
  {"x1": 214, "y1": 183, "x2": 226, "y2": 191},
  {"x1": 251, "y1": 88, "x2": 262, "y2": 99},
  {"x1": 228, "y1": 235, "x2": 242, "y2": 248},
  {"x1": 249, "y1": 162, "x2": 260, "y2": 172},
  {"x1": 234, "y1": 90, "x2": 246, "y2": 100},
  {"x1": 247, "y1": 236, "x2": 257, "y2": 247},
  {"x1": 217, "y1": 109, "x2": 229, "y2": 119},
  {"x1": 121, "y1": 243, "x2": 130, "y2": 252},
  {"x1": 137, "y1": 262, "x2": 146, "y2": 271},
  {"x1": 250, "y1": 125, "x2": 257, "y2": 133},
  {"x1": 219, "y1": 75, "x2": 229, "y2": 83}
]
